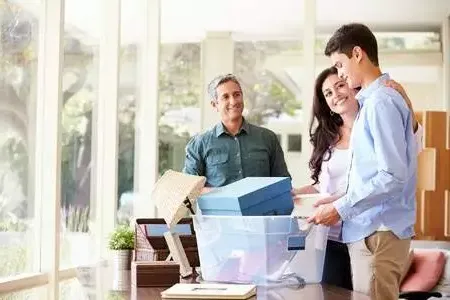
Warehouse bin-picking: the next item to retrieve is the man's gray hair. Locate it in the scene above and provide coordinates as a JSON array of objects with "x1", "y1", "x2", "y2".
[{"x1": 207, "y1": 73, "x2": 242, "y2": 102}]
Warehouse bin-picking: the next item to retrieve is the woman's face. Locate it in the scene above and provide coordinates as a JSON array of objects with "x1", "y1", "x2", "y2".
[{"x1": 321, "y1": 74, "x2": 358, "y2": 116}]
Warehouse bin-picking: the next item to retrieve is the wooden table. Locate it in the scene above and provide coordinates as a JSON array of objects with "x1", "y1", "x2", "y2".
[
  {"x1": 125, "y1": 284, "x2": 370, "y2": 300},
  {"x1": 75, "y1": 262, "x2": 370, "y2": 300}
]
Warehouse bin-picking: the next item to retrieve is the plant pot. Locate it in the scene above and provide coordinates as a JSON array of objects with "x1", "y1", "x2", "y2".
[{"x1": 112, "y1": 249, "x2": 132, "y2": 271}]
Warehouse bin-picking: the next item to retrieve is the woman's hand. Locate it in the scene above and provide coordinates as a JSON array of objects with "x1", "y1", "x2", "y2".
[
  {"x1": 384, "y1": 80, "x2": 411, "y2": 109},
  {"x1": 312, "y1": 193, "x2": 343, "y2": 207},
  {"x1": 384, "y1": 79, "x2": 419, "y2": 132},
  {"x1": 291, "y1": 185, "x2": 318, "y2": 196}
]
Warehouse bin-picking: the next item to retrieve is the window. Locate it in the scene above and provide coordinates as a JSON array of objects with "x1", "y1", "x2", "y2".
[
  {"x1": 59, "y1": 0, "x2": 98, "y2": 268},
  {"x1": 276, "y1": 134, "x2": 282, "y2": 143},
  {"x1": 116, "y1": 39, "x2": 201, "y2": 224},
  {"x1": 0, "y1": 0, "x2": 39, "y2": 279},
  {"x1": 288, "y1": 134, "x2": 302, "y2": 152},
  {"x1": 158, "y1": 43, "x2": 201, "y2": 175},
  {"x1": 117, "y1": 1, "x2": 139, "y2": 224},
  {"x1": 234, "y1": 40, "x2": 302, "y2": 127}
]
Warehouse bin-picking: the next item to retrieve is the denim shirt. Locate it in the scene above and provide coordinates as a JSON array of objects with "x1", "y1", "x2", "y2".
[
  {"x1": 182, "y1": 119, "x2": 290, "y2": 187},
  {"x1": 333, "y1": 73, "x2": 417, "y2": 243}
]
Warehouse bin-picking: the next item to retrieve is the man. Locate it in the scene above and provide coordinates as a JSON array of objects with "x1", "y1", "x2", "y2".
[
  {"x1": 307, "y1": 23, "x2": 417, "y2": 300},
  {"x1": 182, "y1": 73, "x2": 290, "y2": 189}
]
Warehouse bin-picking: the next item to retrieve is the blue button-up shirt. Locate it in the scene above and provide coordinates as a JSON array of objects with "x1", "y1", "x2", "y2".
[
  {"x1": 333, "y1": 73, "x2": 417, "y2": 244},
  {"x1": 182, "y1": 119, "x2": 290, "y2": 187}
]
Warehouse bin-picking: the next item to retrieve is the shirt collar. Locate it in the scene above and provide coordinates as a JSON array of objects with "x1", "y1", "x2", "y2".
[
  {"x1": 355, "y1": 73, "x2": 390, "y2": 107},
  {"x1": 214, "y1": 118, "x2": 249, "y2": 137}
]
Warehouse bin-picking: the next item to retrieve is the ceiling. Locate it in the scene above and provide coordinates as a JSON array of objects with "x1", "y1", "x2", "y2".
[
  {"x1": 12, "y1": 0, "x2": 450, "y2": 44},
  {"x1": 159, "y1": 0, "x2": 450, "y2": 41}
]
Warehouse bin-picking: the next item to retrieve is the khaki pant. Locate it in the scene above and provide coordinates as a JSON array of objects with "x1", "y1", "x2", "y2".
[{"x1": 347, "y1": 231, "x2": 411, "y2": 300}]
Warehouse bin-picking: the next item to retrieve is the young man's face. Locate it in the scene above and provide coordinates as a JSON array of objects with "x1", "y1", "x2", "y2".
[
  {"x1": 211, "y1": 80, "x2": 244, "y2": 122},
  {"x1": 330, "y1": 50, "x2": 362, "y2": 89}
]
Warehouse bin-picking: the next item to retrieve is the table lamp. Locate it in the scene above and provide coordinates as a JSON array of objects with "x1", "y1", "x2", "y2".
[{"x1": 152, "y1": 170, "x2": 206, "y2": 278}]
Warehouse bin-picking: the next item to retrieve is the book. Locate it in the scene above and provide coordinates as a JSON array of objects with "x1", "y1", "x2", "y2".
[
  {"x1": 292, "y1": 193, "x2": 330, "y2": 217},
  {"x1": 161, "y1": 283, "x2": 257, "y2": 299},
  {"x1": 291, "y1": 193, "x2": 329, "y2": 233}
]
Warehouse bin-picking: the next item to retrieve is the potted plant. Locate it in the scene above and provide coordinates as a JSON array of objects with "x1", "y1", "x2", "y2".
[{"x1": 109, "y1": 225, "x2": 134, "y2": 271}]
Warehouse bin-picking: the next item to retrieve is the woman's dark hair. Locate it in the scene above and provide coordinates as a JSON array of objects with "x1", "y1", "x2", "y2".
[{"x1": 308, "y1": 67, "x2": 343, "y2": 185}]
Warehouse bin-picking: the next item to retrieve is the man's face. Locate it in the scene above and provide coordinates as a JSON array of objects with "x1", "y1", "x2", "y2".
[
  {"x1": 211, "y1": 80, "x2": 244, "y2": 122},
  {"x1": 330, "y1": 50, "x2": 362, "y2": 89}
]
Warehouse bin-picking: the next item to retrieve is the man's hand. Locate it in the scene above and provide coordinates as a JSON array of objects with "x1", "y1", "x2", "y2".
[
  {"x1": 201, "y1": 187, "x2": 214, "y2": 194},
  {"x1": 307, "y1": 203, "x2": 341, "y2": 226}
]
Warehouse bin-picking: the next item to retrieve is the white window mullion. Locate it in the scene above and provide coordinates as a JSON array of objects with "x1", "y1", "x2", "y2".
[
  {"x1": 92, "y1": 0, "x2": 121, "y2": 260},
  {"x1": 34, "y1": 0, "x2": 65, "y2": 299},
  {"x1": 200, "y1": 32, "x2": 234, "y2": 131},
  {"x1": 300, "y1": 0, "x2": 316, "y2": 184},
  {"x1": 133, "y1": 0, "x2": 160, "y2": 218}
]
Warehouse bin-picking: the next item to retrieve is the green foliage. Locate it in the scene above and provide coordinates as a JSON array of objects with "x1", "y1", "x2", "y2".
[
  {"x1": 159, "y1": 43, "x2": 201, "y2": 114},
  {"x1": 0, "y1": 245, "x2": 27, "y2": 278},
  {"x1": 106, "y1": 291, "x2": 127, "y2": 300},
  {"x1": 108, "y1": 225, "x2": 134, "y2": 250},
  {"x1": 0, "y1": 218, "x2": 27, "y2": 232},
  {"x1": 234, "y1": 41, "x2": 301, "y2": 125},
  {"x1": 61, "y1": 205, "x2": 90, "y2": 233}
]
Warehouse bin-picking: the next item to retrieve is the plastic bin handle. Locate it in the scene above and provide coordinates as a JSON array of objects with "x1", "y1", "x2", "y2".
[{"x1": 287, "y1": 235, "x2": 306, "y2": 251}]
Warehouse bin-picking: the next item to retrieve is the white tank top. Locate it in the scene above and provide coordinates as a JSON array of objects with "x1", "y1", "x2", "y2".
[{"x1": 318, "y1": 148, "x2": 350, "y2": 195}]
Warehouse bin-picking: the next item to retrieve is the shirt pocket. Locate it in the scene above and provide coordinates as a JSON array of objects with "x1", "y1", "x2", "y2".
[
  {"x1": 206, "y1": 152, "x2": 229, "y2": 165},
  {"x1": 205, "y1": 151, "x2": 230, "y2": 187}
]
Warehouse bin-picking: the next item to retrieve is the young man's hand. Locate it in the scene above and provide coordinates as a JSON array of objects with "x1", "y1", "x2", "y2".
[{"x1": 307, "y1": 203, "x2": 341, "y2": 226}]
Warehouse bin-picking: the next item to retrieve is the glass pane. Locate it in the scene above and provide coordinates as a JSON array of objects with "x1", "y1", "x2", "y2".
[
  {"x1": 0, "y1": 0, "x2": 39, "y2": 278},
  {"x1": 60, "y1": 278, "x2": 91, "y2": 300},
  {"x1": 234, "y1": 40, "x2": 302, "y2": 127},
  {"x1": 158, "y1": 43, "x2": 201, "y2": 175},
  {"x1": 61, "y1": 264, "x2": 133, "y2": 299},
  {"x1": 287, "y1": 134, "x2": 302, "y2": 152},
  {"x1": 117, "y1": 0, "x2": 140, "y2": 226},
  {"x1": 59, "y1": 0, "x2": 99, "y2": 268},
  {"x1": 0, "y1": 285, "x2": 47, "y2": 300},
  {"x1": 234, "y1": 39, "x2": 303, "y2": 185}
]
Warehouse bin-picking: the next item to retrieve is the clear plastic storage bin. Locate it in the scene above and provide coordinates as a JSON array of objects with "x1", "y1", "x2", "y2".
[{"x1": 192, "y1": 215, "x2": 329, "y2": 286}]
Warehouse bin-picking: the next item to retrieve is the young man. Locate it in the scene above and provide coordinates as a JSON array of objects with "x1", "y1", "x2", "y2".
[
  {"x1": 182, "y1": 74, "x2": 290, "y2": 190},
  {"x1": 307, "y1": 23, "x2": 417, "y2": 299}
]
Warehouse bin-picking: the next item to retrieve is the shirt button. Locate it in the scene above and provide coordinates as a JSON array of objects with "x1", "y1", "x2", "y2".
[
  {"x1": 237, "y1": 153, "x2": 240, "y2": 157},
  {"x1": 239, "y1": 170, "x2": 242, "y2": 174}
]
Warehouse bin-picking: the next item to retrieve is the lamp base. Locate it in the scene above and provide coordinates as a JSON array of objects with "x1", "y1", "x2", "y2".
[{"x1": 164, "y1": 231, "x2": 193, "y2": 278}]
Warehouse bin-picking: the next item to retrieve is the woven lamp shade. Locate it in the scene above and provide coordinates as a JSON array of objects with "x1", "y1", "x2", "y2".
[{"x1": 152, "y1": 170, "x2": 206, "y2": 229}]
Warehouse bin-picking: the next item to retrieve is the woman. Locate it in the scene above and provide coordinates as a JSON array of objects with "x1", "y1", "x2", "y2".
[{"x1": 292, "y1": 66, "x2": 422, "y2": 290}]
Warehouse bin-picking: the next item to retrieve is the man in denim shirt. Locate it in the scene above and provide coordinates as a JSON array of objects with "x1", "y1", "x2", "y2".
[
  {"x1": 182, "y1": 74, "x2": 290, "y2": 190},
  {"x1": 308, "y1": 24, "x2": 417, "y2": 299}
]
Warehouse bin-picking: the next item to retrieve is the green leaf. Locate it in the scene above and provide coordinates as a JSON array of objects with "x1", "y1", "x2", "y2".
[{"x1": 108, "y1": 225, "x2": 134, "y2": 250}]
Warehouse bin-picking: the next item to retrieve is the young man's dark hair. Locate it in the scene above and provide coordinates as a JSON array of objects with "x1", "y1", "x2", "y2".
[{"x1": 324, "y1": 23, "x2": 379, "y2": 67}]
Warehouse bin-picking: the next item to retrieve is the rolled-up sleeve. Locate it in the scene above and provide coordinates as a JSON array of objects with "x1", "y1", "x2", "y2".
[{"x1": 182, "y1": 136, "x2": 205, "y2": 176}]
